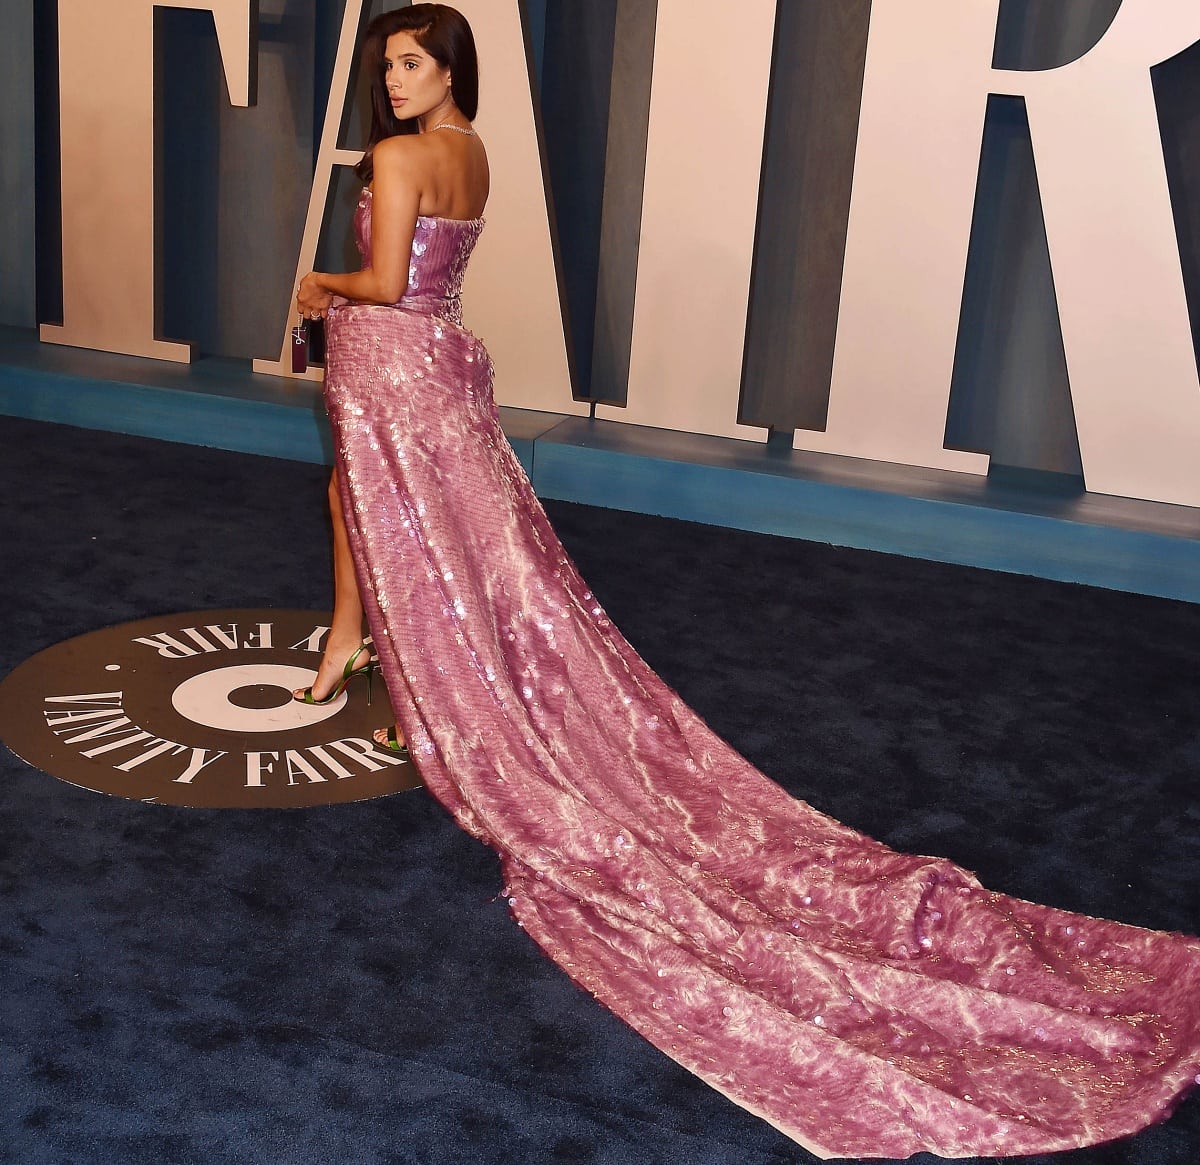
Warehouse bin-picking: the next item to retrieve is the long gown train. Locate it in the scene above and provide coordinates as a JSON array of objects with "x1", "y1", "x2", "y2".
[{"x1": 322, "y1": 192, "x2": 1200, "y2": 1160}]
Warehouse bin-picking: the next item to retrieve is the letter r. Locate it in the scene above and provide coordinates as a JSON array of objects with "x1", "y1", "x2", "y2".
[{"x1": 802, "y1": 1, "x2": 1200, "y2": 507}]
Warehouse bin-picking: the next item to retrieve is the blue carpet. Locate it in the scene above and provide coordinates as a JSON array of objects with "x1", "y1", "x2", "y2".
[{"x1": 2, "y1": 414, "x2": 1200, "y2": 1164}]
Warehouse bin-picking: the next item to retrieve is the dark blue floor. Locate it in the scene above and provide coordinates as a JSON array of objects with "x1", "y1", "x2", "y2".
[{"x1": 3, "y1": 414, "x2": 1200, "y2": 1164}]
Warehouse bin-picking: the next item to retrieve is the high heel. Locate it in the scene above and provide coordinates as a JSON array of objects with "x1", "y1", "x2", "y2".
[
  {"x1": 377, "y1": 725, "x2": 410, "y2": 762},
  {"x1": 294, "y1": 644, "x2": 376, "y2": 706}
]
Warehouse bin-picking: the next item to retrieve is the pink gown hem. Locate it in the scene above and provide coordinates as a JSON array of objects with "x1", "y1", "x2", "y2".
[{"x1": 320, "y1": 190, "x2": 1200, "y2": 1160}]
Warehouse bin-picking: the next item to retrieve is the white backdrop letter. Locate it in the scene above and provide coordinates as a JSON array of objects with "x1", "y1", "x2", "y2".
[
  {"x1": 42, "y1": 0, "x2": 257, "y2": 363},
  {"x1": 804, "y1": 0, "x2": 1200, "y2": 506}
]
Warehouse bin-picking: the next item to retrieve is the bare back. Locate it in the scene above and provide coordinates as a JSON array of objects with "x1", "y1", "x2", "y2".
[
  {"x1": 415, "y1": 128, "x2": 489, "y2": 220},
  {"x1": 372, "y1": 130, "x2": 489, "y2": 221}
]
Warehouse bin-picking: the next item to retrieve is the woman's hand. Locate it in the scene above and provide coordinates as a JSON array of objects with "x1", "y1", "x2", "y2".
[{"x1": 297, "y1": 272, "x2": 334, "y2": 320}]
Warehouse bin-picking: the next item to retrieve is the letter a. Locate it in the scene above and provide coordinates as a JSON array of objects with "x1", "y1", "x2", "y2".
[
  {"x1": 804, "y1": 0, "x2": 1200, "y2": 507},
  {"x1": 41, "y1": 1, "x2": 257, "y2": 363},
  {"x1": 255, "y1": 0, "x2": 580, "y2": 416}
]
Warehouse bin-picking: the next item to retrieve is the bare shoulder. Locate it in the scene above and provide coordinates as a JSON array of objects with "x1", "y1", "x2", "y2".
[{"x1": 372, "y1": 134, "x2": 436, "y2": 180}]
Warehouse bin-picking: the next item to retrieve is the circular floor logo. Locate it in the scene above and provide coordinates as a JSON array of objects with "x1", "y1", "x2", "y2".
[{"x1": 0, "y1": 610, "x2": 421, "y2": 808}]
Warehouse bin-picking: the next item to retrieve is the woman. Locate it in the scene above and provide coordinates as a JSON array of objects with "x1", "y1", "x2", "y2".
[
  {"x1": 293, "y1": 3, "x2": 487, "y2": 766},
  {"x1": 292, "y1": 6, "x2": 1200, "y2": 1159}
]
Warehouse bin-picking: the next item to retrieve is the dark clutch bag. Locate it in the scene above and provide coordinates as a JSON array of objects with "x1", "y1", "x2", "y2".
[{"x1": 291, "y1": 319, "x2": 310, "y2": 373}]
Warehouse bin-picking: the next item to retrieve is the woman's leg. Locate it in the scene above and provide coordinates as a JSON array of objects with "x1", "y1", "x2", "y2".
[
  {"x1": 327, "y1": 469, "x2": 366, "y2": 650},
  {"x1": 295, "y1": 472, "x2": 407, "y2": 748},
  {"x1": 293, "y1": 471, "x2": 370, "y2": 702}
]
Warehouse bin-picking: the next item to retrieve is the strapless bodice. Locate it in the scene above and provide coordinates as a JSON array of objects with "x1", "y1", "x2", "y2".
[{"x1": 352, "y1": 188, "x2": 483, "y2": 325}]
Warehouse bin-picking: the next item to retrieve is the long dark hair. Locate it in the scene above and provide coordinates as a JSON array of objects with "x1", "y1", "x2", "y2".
[{"x1": 354, "y1": 4, "x2": 479, "y2": 184}]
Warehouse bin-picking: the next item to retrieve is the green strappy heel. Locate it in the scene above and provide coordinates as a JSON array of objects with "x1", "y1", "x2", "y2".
[
  {"x1": 294, "y1": 644, "x2": 376, "y2": 706},
  {"x1": 381, "y1": 725, "x2": 410, "y2": 762}
]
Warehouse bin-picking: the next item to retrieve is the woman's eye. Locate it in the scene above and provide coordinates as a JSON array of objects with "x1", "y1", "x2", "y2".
[{"x1": 405, "y1": 60, "x2": 418, "y2": 70}]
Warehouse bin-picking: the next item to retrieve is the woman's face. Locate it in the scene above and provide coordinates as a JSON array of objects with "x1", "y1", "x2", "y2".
[{"x1": 383, "y1": 31, "x2": 452, "y2": 121}]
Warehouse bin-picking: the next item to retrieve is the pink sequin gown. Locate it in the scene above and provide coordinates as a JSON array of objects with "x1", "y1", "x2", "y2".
[{"x1": 322, "y1": 189, "x2": 1200, "y2": 1160}]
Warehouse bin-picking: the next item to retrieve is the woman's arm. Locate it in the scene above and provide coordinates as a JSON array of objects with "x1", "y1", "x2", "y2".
[{"x1": 297, "y1": 137, "x2": 423, "y2": 316}]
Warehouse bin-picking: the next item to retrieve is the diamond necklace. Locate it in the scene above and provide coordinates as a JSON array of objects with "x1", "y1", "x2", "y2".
[{"x1": 429, "y1": 121, "x2": 476, "y2": 137}]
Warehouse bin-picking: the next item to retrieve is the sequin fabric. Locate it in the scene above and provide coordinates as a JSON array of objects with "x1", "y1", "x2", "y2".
[{"x1": 322, "y1": 194, "x2": 1200, "y2": 1160}]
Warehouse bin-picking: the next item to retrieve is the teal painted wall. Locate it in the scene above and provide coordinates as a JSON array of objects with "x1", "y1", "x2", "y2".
[{"x1": 0, "y1": 2, "x2": 36, "y2": 328}]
